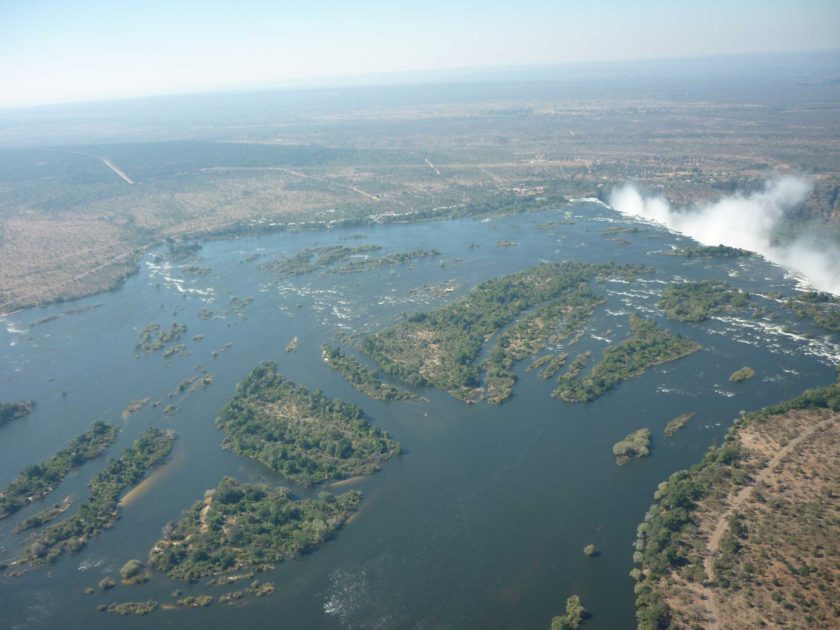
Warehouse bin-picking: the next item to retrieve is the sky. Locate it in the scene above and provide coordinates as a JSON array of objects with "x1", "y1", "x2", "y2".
[{"x1": 1, "y1": 0, "x2": 839, "y2": 109}]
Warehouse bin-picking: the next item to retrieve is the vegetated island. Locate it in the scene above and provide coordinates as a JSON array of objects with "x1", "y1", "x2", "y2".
[
  {"x1": 663, "y1": 412, "x2": 695, "y2": 437},
  {"x1": 321, "y1": 344, "x2": 417, "y2": 401},
  {"x1": 136, "y1": 322, "x2": 188, "y2": 354},
  {"x1": 550, "y1": 595, "x2": 588, "y2": 630},
  {"x1": 258, "y1": 244, "x2": 381, "y2": 277},
  {"x1": 658, "y1": 280, "x2": 751, "y2": 322},
  {"x1": 784, "y1": 290, "x2": 840, "y2": 332},
  {"x1": 326, "y1": 248, "x2": 440, "y2": 274},
  {"x1": 21, "y1": 428, "x2": 176, "y2": 566},
  {"x1": 216, "y1": 362, "x2": 399, "y2": 484},
  {"x1": 612, "y1": 428, "x2": 652, "y2": 465},
  {"x1": 0, "y1": 421, "x2": 118, "y2": 520},
  {"x1": 14, "y1": 496, "x2": 73, "y2": 533},
  {"x1": 122, "y1": 398, "x2": 150, "y2": 420},
  {"x1": 361, "y1": 262, "x2": 648, "y2": 403},
  {"x1": 674, "y1": 244, "x2": 751, "y2": 258},
  {"x1": 553, "y1": 315, "x2": 702, "y2": 403},
  {"x1": 729, "y1": 366, "x2": 756, "y2": 383},
  {"x1": 0, "y1": 400, "x2": 35, "y2": 429},
  {"x1": 632, "y1": 377, "x2": 840, "y2": 630},
  {"x1": 148, "y1": 477, "x2": 360, "y2": 581},
  {"x1": 98, "y1": 600, "x2": 159, "y2": 616}
]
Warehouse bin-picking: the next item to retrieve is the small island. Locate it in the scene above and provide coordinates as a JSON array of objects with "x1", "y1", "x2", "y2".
[
  {"x1": 658, "y1": 280, "x2": 751, "y2": 322},
  {"x1": 258, "y1": 244, "x2": 382, "y2": 276},
  {"x1": 326, "y1": 248, "x2": 440, "y2": 274},
  {"x1": 554, "y1": 316, "x2": 701, "y2": 403},
  {"x1": 98, "y1": 600, "x2": 159, "y2": 616},
  {"x1": 0, "y1": 421, "x2": 118, "y2": 520},
  {"x1": 551, "y1": 595, "x2": 587, "y2": 630},
  {"x1": 785, "y1": 290, "x2": 840, "y2": 332},
  {"x1": 14, "y1": 496, "x2": 73, "y2": 533},
  {"x1": 216, "y1": 362, "x2": 399, "y2": 484},
  {"x1": 612, "y1": 428, "x2": 652, "y2": 465},
  {"x1": 148, "y1": 477, "x2": 360, "y2": 581},
  {"x1": 663, "y1": 412, "x2": 695, "y2": 437},
  {"x1": 23, "y1": 428, "x2": 176, "y2": 565},
  {"x1": 729, "y1": 366, "x2": 756, "y2": 383},
  {"x1": 677, "y1": 244, "x2": 751, "y2": 258},
  {"x1": 136, "y1": 322, "x2": 187, "y2": 354},
  {"x1": 0, "y1": 400, "x2": 35, "y2": 429},
  {"x1": 322, "y1": 344, "x2": 416, "y2": 401}
]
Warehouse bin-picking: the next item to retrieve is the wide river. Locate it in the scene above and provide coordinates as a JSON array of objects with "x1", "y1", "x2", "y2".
[{"x1": 1, "y1": 201, "x2": 837, "y2": 629}]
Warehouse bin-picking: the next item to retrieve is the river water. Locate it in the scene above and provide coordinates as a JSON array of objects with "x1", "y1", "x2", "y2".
[{"x1": 1, "y1": 201, "x2": 837, "y2": 629}]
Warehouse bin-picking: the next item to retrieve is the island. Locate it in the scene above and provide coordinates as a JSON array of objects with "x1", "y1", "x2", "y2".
[
  {"x1": 148, "y1": 477, "x2": 360, "y2": 581},
  {"x1": 729, "y1": 366, "x2": 756, "y2": 383},
  {"x1": 553, "y1": 315, "x2": 702, "y2": 403},
  {"x1": 321, "y1": 344, "x2": 416, "y2": 401},
  {"x1": 676, "y1": 244, "x2": 751, "y2": 258},
  {"x1": 551, "y1": 595, "x2": 587, "y2": 630},
  {"x1": 663, "y1": 412, "x2": 695, "y2": 437},
  {"x1": 785, "y1": 290, "x2": 840, "y2": 332},
  {"x1": 0, "y1": 421, "x2": 118, "y2": 520},
  {"x1": 0, "y1": 400, "x2": 35, "y2": 429},
  {"x1": 258, "y1": 244, "x2": 381, "y2": 276},
  {"x1": 658, "y1": 280, "x2": 751, "y2": 322},
  {"x1": 326, "y1": 248, "x2": 440, "y2": 274},
  {"x1": 632, "y1": 377, "x2": 840, "y2": 629},
  {"x1": 612, "y1": 428, "x2": 652, "y2": 465},
  {"x1": 136, "y1": 322, "x2": 188, "y2": 354},
  {"x1": 361, "y1": 262, "x2": 646, "y2": 402},
  {"x1": 23, "y1": 428, "x2": 176, "y2": 565},
  {"x1": 216, "y1": 362, "x2": 399, "y2": 484},
  {"x1": 14, "y1": 497, "x2": 73, "y2": 533}
]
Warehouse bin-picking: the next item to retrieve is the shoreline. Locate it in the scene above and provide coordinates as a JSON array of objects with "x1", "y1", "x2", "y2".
[{"x1": 0, "y1": 196, "x2": 569, "y2": 319}]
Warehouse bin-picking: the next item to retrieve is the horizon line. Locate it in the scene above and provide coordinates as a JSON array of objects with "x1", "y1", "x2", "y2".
[{"x1": 3, "y1": 46, "x2": 839, "y2": 114}]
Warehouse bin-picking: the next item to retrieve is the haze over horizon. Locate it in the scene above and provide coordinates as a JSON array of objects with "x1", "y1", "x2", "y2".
[{"x1": 3, "y1": 0, "x2": 839, "y2": 109}]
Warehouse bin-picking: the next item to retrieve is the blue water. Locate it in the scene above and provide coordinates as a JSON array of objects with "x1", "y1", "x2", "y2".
[{"x1": 1, "y1": 202, "x2": 837, "y2": 629}]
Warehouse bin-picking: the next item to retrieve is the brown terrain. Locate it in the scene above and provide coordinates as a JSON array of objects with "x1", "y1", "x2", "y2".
[
  {"x1": 1, "y1": 80, "x2": 839, "y2": 314},
  {"x1": 658, "y1": 408, "x2": 840, "y2": 629}
]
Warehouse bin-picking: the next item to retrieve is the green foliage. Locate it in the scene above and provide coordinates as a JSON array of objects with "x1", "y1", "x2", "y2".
[
  {"x1": 14, "y1": 497, "x2": 73, "y2": 533},
  {"x1": 327, "y1": 248, "x2": 440, "y2": 274},
  {"x1": 482, "y1": 286, "x2": 602, "y2": 403},
  {"x1": 99, "y1": 600, "x2": 158, "y2": 616},
  {"x1": 729, "y1": 366, "x2": 756, "y2": 383},
  {"x1": 679, "y1": 245, "x2": 751, "y2": 258},
  {"x1": 0, "y1": 421, "x2": 118, "y2": 519},
  {"x1": 258, "y1": 244, "x2": 382, "y2": 276},
  {"x1": 785, "y1": 291, "x2": 840, "y2": 332},
  {"x1": 148, "y1": 477, "x2": 360, "y2": 581},
  {"x1": 216, "y1": 362, "x2": 399, "y2": 484},
  {"x1": 658, "y1": 280, "x2": 751, "y2": 322},
  {"x1": 613, "y1": 429, "x2": 652, "y2": 464},
  {"x1": 554, "y1": 315, "x2": 702, "y2": 402},
  {"x1": 363, "y1": 262, "x2": 646, "y2": 401},
  {"x1": 135, "y1": 322, "x2": 187, "y2": 353},
  {"x1": 120, "y1": 559, "x2": 145, "y2": 580},
  {"x1": 0, "y1": 400, "x2": 34, "y2": 428},
  {"x1": 176, "y1": 595, "x2": 213, "y2": 607},
  {"x1": 632, "y1": 377, "x2": 840, "y2": 628},
  {"x1": 99, "y1": 577, "x2": 116, "y2": 591},
  {"x1": 24, "y1": 428, "x2": 176, "y2": 565},
  {"x1": 663, "y1": 413, "x2": 695, "y2": 437},
  {"x1": 321, "y1": 344, "x2": 416, "y2": 401},
  {"x1": 551, "y1": 595, "x2": 587, "y2": 630}
]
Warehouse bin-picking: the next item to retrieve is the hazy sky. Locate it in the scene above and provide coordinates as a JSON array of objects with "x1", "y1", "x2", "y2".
[{"x1": 2, "y1": 0, "x2": 838, "y2": 108}]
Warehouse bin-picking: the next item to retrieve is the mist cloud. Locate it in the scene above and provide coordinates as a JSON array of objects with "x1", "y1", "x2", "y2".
[{"x1": 608, "y1": 176, "x2": 840, "y2": 295}]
